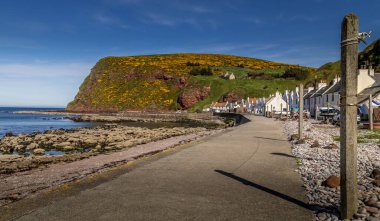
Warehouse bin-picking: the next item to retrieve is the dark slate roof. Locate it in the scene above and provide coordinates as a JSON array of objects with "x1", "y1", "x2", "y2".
[
  {"x1": 303, "y1": 89, "x2": 317, "y2": 99},
  {"x1": 357, "y1": 85, "x2": 380, "y2": 104},
  {"x1": 311, "y1": 86, "x2": 329, "y2": 97},
  {"x1": 324, "y1": 81, "x2": 341, "y2": 94}
]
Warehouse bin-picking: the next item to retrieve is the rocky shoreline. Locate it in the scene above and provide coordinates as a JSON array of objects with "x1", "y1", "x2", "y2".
[
  {"x1": 0, "y1": 125, "x2": 213, "y2": 173},
  {"x1": 283, "y1": 119, "x2": 380, "y2": 221},
  {"x1": 0, "y1": 125, "x2": 224, "y2": 206}
]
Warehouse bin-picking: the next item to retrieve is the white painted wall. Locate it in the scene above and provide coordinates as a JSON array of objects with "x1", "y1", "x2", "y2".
[{"x1": 357, "y1": 69, "x2": 375, "y2": 93}]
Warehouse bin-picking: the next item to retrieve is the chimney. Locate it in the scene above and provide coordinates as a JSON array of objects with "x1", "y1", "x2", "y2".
[
  {"x1": 318, "y1": 81, "x2": 327, "y2": 89},
  {"x1": 333, "y1": 76, "x2": 340, "y2": 84},
  {"x1": 369, "y1": 66, "x2": 374, "y2": 77}
]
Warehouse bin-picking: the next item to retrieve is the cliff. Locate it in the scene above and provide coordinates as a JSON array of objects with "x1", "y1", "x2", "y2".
[{"x1": 67, "y1": 53, "x2": 308, "y2": 112}]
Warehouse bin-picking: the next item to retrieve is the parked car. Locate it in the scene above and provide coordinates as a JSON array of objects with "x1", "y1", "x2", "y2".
[{"x1": 332, "y1": 113, "x2": 361, "y2": 125}]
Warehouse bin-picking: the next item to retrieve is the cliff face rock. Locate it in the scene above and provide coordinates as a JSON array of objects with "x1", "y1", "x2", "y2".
[
  {"x1": 67, "y1": 53, "x2": 305, "y2": 112},
  {"x1": 178, "y1": 86, "x2": 210, "y2": 109},
  {"x1": 220, "y1": 92, "x2": 241, "y2": 103}
]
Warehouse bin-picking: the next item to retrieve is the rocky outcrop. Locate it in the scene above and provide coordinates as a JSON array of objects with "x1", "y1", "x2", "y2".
[
  {"x1": 220, "y1": 92, "x2": 241, "y2": 103},
  {"x1": 178, "y1": 86, "x2": 210, "y2": 109}
]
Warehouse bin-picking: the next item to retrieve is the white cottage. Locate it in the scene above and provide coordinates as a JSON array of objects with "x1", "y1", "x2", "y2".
[
  {"x1": 265, "y1": 91, "x2": 287, "y2": 117},
  {"x1": 308, "y1": 82, "x2": 327, "y2": 117}
]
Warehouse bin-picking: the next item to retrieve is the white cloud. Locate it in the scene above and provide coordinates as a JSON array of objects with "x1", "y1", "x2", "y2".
[
  {"x1": 93, "y1": 13, "x2": 132, "y2": 29},
  {"x1": 143, "y1": 13, "x2": 178, "y2": 26},
  {"x1": 94, "y1": 14, "x2": 118, "y2": 25},
  {"x1": 245, "y1": 17, "x2": 264, "y2": 25}
]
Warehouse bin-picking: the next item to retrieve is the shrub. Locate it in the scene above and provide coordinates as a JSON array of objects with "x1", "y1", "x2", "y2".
[
  {"x1": 190, "y1": 67, "x2": 213, "y2": 76},
  {"x1": 283, "y1": 68, "x2": 311, "y2": 81},
  {"x1": 186, "y1": 61, "x2": 200, "y2": 66}
]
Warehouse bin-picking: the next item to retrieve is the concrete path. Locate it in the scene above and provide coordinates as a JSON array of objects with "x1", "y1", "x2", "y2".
[{"x1": 12, "y1": 116, "x2": 313, "y2": 221}]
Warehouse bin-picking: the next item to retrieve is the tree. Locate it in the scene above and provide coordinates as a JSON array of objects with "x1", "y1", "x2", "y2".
[
  {"x1": 189, "y1": 67, "x2": 213, "y2": 76},
  {"x1": 283, "y1": 68, "x2": 311, "y2": 81}
]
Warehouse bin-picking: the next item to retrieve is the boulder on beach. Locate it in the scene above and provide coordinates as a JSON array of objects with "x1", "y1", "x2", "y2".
[
  {"x1": 322, "y1": 143, "x2": 339, "y2": 149},
  {"x1": 289, "y1": 134, "x2": 299, "y2": 141},
  {"x1": 33, "y1": 148, "x2": 45, "y2": 155},
  {"x1": 26, "y1": 143, "x2": 38, "y2": 150},
  {"x1": 310, "y1": 140, "x2": 320, "y2": 148},
  {"x1": 295, "y1": 139, "x2": 305, "y2": 144},
  {"x1": 371, "y1": 169, "x2": 380, "y2": 179},
  {"x1": 322, "y1": 175, "x2": 340, "y2": 188}
]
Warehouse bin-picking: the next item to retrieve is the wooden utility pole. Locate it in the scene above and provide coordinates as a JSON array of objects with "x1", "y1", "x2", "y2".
[
  {"x1": 315, "y1": 106, "x2": 319, "y2": 120},
  {"x1": 340, "y1": 13, "x2": 358, "y2": 220},
  {"x1": 369, "y1": 94, "x2": 373, "y2": 131},
  {"x1": 299, "y1": 83, "x2": 304, "y2": 139}
]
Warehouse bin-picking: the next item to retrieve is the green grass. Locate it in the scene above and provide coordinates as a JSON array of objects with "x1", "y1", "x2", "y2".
[
  {"x1": 333, "y1": 135, "x2": 373, "y2": 143},
  {"x1": 189, "y1": 75, "x2": 299, "y2": 111},
  {"x1": 333, "y1": 136, "x2": 340, "y2": 141},
  {"x1": 295, "y1": 157, "x2": 302, "y2": 168},
  {"x1": 212, "y1": 66, "x2": 253, "y2": 79}
]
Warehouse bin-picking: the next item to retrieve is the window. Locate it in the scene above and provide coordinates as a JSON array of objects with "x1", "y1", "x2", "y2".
[
  {"x1": 332, "y1": 94, "x2": 334, "y2": 102},
  {"x1": 326, "y1": 95, "x2": 328, "y2": 102}
]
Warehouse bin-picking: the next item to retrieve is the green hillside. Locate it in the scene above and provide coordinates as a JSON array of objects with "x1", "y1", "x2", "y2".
[
  {"x1": 315, "y1": 37, "x2": 380, "y2": 83},
  {"x1": 67, "y1": 53, "x2": 311, "y2": 112}
]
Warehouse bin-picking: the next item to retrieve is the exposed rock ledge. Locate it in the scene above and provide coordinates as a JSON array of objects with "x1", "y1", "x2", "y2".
[{"x1": 0, "y1": 129, "x2": 224, "y2": 206}]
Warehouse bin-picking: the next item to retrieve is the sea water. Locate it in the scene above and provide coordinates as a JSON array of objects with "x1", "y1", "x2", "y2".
[{"x1": 0, "y1": 107, "x2": 93, "y2": 138}]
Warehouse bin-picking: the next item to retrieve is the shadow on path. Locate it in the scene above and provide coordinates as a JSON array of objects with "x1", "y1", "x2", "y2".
[
  {"x1": 214, "y1": 169, "x2": 314, "y2": 211},
  {"x1": 253, "y1": 136, "x2": 288, "y2": 142},
  {"x1": 271, "y1": 152, "x2": 295, "y2": 158}
]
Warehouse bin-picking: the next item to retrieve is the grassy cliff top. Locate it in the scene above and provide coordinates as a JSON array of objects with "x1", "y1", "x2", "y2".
[{"x1": 93, "y1": 53, "x2": 304, "y2": 76}]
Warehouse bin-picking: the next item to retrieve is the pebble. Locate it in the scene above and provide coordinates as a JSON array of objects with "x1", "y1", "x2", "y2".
[{"x1": 284, "y1": 119, "x2": 380, "y2": 220}]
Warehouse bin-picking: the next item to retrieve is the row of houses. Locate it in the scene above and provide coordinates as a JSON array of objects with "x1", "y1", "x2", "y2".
[
  {"x1": 207, "y1": 97, "x2": 256, "y2": 113},
  {"x1": 253, "y1": 66, "x2": 380, "y2": 119},
  {"x1": 303, "y1": 67, "x2": 380, "y2": 119},
  {"x1": 206, "y1": 66, "x2": 380, "y2": 118}
]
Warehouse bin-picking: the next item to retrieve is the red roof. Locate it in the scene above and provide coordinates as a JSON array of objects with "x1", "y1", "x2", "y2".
[
  {"x1": 248, "y1": 98, "x2": 257, "y2": 103},
  {"x1": 211, "y1": 102, "x2": 227, "y2": 107}
]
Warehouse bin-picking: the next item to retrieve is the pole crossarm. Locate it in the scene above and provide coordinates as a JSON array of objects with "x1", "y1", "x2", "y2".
[{"x1": 341, "y1": 31, "x2": 372, "y2": 47}]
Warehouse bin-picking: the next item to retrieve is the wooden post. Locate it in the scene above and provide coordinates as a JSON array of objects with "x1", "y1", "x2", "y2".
[
  {"x1": 271, "y1": 104, "x2": 273, "y2": 118},
  {"x1": 315, "y1": 106, "x2": 319, "y2": 120},
  {"x1": 299, "y1": 83, "x2": 304, "y2": 139},
  {"x1": 369, "y1": 94, "x2": 373, "y2": 131},
  {"x1": 340, "y1": 13, "x2": 358, "y2": 220},
  {"x1": 327, "y1": 102, "x2": 330, "y2": 123},
  {"x1": 280, "y1": 103, "x2": 283, "y2": 119}
]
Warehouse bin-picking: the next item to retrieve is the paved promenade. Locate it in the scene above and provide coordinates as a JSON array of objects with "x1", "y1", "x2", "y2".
[{"x1": 11, "y1": 116, "x2": 313, "y2": 221}]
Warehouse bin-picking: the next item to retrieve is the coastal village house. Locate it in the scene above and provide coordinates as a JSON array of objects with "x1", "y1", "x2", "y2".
[
  {"x1": 303, "y1": 86, "x2": 315, "y2": 112},
  {"x1": 244, "y1": 97, "x2": 257, "y2": 113},
  {"x1": 356, "y1": 67, "x2": 380, "y2": 118},
  {"x1": 322, "y1": 77, "x2": 341, "y2": 109},
  {"x1": 264, "y1": 91, "x2": 287, "y2": 116},
  {"x1": 210, "y1": 102, "x2": 229, "y2": 113},
  {"x1": 253, "y1": 65, "x2": 380, "y2": 120},
  {"x1": 303, "y1": 82, "x2": 327, "y2": 117},
  {"x1": 254, "y1": 98, "x2": 266, "y2": 114},
  {"x1": 284, "y1": 87, "x2": 299, "y2": 111},
  {"x1": 302, "y1": 66, "x2": 380, "y2": 118}
]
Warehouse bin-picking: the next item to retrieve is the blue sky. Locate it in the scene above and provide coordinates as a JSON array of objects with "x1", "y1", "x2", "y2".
[{"x1": 0, "y1": 0, "x2": 380, "y2": 107}]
